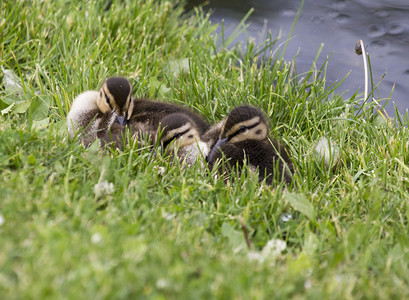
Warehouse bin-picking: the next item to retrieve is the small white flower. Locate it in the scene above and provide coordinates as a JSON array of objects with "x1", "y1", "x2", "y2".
[
  {"x1": 315, "y1": 137, "x2": 339, "y2": 167},
  {"x1": 263, "y1": 238, "x2": 287, "y2": 257},
  {"x1": 156, "y1": 278, "x2": 170, "y2": 289},
  {"x1": 247, "y1": 251, "x2": 263, "y2": 263},
  {"x1": 304, "y1": 279, "x2": 312, "y2": 289},
  {"x1": 247, "y1": 238, "x2": 287, "y2": 264},
  {"x1": 91, "y1": 233, "x2": 102, "y2": 244},
  {"x1": 94, "y1": 181, "x2": 114, "y2": 198},
  {"x1": 0, "y1": 214, "x2": 4, "y2": 226},
  {"x1": 157, "y1": 166, "x2": 165, "y2": 175},
  {"x1": 161, "y1": 210, "x2": 176, "y2": 220},
  {"x1": 281, "y1": 213, "x2": 292, "y2": 222}
]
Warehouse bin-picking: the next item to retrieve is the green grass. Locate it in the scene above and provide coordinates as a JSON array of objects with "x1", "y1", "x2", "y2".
[{"x1": 2, "y1": 0, "x2": 409, "y2": 298}]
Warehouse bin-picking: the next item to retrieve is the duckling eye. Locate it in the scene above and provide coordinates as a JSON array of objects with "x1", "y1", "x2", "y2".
[
  {"x1": 238, "y1": 126, "x2": 247, "y2": 133},
  {"x1": 105, "y1": 95, "x2": 110, "y2": 105},
  {"x1": 173, "y1": 132, "x2": 183, "y2": 140}
]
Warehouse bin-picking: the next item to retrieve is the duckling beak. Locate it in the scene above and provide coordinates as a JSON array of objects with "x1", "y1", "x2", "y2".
[
  {"x1": 207, "y1": 137, "x2": 228, "y2": 162},
  {"x1": 213, "y1": 137, "x2": 228, "y2": 149},
  {"x1": 116, "y1": 115, "x2": 126, "y2": 126}
]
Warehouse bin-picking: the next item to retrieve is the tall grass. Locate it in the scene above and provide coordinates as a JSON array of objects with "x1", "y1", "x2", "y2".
[{"x1": 1, "y1": 0, "x2": 409, "y2": 298}]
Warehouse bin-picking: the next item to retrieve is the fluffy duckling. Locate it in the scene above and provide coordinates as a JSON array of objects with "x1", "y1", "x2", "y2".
[
  {"x1": 126, "y1": 99, "x2": 210, "y2": 144},
  {"x1": 157, "y1": 113, "x2": 210, "y2": 165},
  {"x1": 67, "y1": 77, "x2": 134, "y2": 146},
  {"x1": 207, "y1": 105, "x2": 293, "y2": 184}
]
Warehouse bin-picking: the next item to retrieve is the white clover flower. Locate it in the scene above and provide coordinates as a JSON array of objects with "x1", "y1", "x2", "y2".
[
  {"x1": 94, "y1": 181, "x2": 114, "y2": 198},
  {"x1": 247, "y1": 251, "x2": 264, "y2": 263},
  {"x1": 263, "y1": 238, "x2": 287, "y2": 257},
  {"x1": 281, "y1": 213, "x2": 292, "y2": 222},
  {"x1": 304, "y1": 279, "x2": 312, "y2": 289},
  {"x1": 247, "y1": 238, "x2": 287, "y2": 264},
  {"x1": 315, "y1": 137, "x2": 339, "y2": 167},
  {"x1": 91, "y1": 233, "x2": 102, "y2": 244},
  {"x1": 0, "y1": 214, "x2": 4, "y2": 226},
  {"x1": 156, "y1": 278, "x2": 170, "y2": 289},
  {"x1": 156, "y1": 166, "x2": 165, "y2": 176}
]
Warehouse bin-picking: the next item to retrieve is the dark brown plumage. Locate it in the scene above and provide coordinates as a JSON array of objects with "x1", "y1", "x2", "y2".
[
  {"x1": 127, "y1": 99, "x2": 210, "y2": 137},
  {"x1": 99, "y1": 123, "x2": 127, "y2": 150},
  {"x1": 104, "y1": 77, "x2": 132, "y2": 117},
  {"x1": 207, "y1": 105, "x2": 293, "y2": 185}
]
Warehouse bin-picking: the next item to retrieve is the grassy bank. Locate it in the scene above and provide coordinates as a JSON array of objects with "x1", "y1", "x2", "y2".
[{"x1": 1, "y1": 0, "x2": 409, "y2": 298}]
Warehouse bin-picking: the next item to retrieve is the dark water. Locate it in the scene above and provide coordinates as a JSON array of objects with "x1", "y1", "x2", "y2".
[{"x1": 187, "y1": 0, "x2": 409, "y2": 117}]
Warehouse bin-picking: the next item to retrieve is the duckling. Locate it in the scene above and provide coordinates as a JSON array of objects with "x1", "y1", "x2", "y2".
[
  {"x1": 67, "y1": 76, "x2": 134, "y2": 146},
  {"x1": 207, "y1": 105, "x2": 293, "y2": 185},
  {"x1": 157, "y1": 113, "x2": 210, "y2": 165},
  {"x1": 99, "y1": 123, "x2": 127, "y2": 150},
  {"x1": 126, "y1": 99, "x2": 210, "y2": 144}
]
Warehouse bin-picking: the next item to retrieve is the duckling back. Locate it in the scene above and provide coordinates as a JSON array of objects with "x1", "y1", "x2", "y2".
[
  {"x1": 67, "y1": 91, "x2": 116, "y2": 146},
  {"x1": 128, "y1": 99, "x2": 210, "y2": 135}
]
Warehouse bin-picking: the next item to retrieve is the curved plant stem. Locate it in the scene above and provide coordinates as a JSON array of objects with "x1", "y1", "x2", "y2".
[{"x1": 359, "y1": 39, "x2": 368, "y2": 101}]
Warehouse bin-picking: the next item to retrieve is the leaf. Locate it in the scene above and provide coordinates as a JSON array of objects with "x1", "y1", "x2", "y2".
[
  {"x1": 303, "y1": 232, "x2": 319, "y2": 257},
  {"x1": 27, "y1": 154, "x2": 37, "y2": 165},
  {"x1": 14, "y1": 100, "x2": 31, "y2": 114},
  {"x1": 285, "y1": 193, "x2": 315, "y2": 221},
  {"x1": 1, "y1": 66, "x2": 23, "y2": 91},
  {"x1": 149, "y1": 77, "x2": 170, "y2": 98},
  {"x1": 1, "y1": 103, "x2": 15, "y2": 115},
  {"x1": 221, "y1": 222, "x2": 247, "y2": 254},
  {"x1": 29, "y1": 95, "x2": 50, "y2": 120},
  {"x1": 32, "y1": 118, "x2": 49, "y2": 130}
]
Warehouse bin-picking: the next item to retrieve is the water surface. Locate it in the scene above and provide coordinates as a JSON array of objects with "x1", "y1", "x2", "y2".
[{"x1": 187, "y1": 0, "x2": 409, "y2": 117}]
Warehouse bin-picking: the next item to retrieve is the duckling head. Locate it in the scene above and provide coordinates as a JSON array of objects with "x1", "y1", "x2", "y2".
[
  {"x1": 220, "y1": 105, "x2": 269, "y2": 143},
  {"x1": 158, "y1": 113, "x2": 201, "y2": 152},
  {"x1": 97, "y1": 77, "x2": 134, "y2": 125},
  {"x1": 207, "y1": 106, "x2": 269, "y2": 163}
]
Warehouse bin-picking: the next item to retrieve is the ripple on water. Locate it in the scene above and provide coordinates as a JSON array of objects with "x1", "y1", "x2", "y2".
[
  {"x1": 310, "y1": 16, "x2": 324, "y2": 24},
  {"x1": 368, "y1": 24, "x2": 386, "y2": 38},
  {"x1": 335, "y1": 14, "x2": 350, "y2": 24},
  {"x1": 327, "y1": 10, "x2": 339, "y2": 18},
  {"x1": 332, "y1": 0, "x2": 347, "y2": 9},
  {"x1": 387, "y1": 22, "x2": 406, "y2": 35},
  {"x1": 369, "y1": 39, "x2": 388, "y2": 49},
  {"x1": 374, "y1": 10, "x2": 389, "y2": 18}
]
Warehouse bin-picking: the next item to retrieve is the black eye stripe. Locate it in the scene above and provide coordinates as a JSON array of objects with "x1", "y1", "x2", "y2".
[
  {"x1": 228, "y1": 122, "x2": 260, "y2": 140},
  {"x1": 162, "y1": 129, "x2": 190, "y2": 149},
  {"x1": 105, "y1": 94, "x2": 113, "y2": 110}
]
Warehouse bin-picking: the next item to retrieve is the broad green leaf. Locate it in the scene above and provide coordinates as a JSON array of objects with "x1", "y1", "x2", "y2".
[
  {"x1": 30, "y1": 95, "x2": 50, "y2": 120},
  {"x1": 221, "y1": 222, "x2": 247, "y2": 254},
  {"x1": 149, "y1": 77, "x2": 170, "y2": 98},
  {"x1": 285, "y1": 193, "x2": 315, "y2": 221},
  {"x1": 14, "y1": 100, "x2": 31, "y2": 113}
]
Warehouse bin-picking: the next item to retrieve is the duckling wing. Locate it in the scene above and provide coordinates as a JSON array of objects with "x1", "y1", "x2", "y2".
[
  {"x1": 243, "y1": 140, "x2": 293, "y2": 184},
  {"x1": 99, "y1": 123, "x2": 127, "y2": 150},
  {"x1": 130, "y1": 99, "x2": 210, "y2": 133}
]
